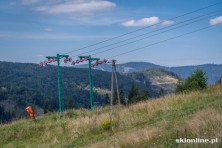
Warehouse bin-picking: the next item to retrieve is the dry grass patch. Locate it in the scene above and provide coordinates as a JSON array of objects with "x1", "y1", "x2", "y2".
[
  {"x1": 87, "y1": 127, "x2": 161, "y2": 148},
  {"x1": 187, "y1": 108, "x2": 222, "y2": 137}
]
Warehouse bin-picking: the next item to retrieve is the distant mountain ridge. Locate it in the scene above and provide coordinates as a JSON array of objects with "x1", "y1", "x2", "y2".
[
  {"x1": 76, "y1": 62, "x2": 222, "y2": 84},
  {"x1": 166, "y1": 64, "x2": 222, "y2": 84}
]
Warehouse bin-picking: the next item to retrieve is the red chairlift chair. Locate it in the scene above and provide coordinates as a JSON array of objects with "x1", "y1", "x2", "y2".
[
  {"x1": 71, "y1": 61, "x2": 76, "y2": 65},
  {"x1": 43, "y1": 60, "x2": 48, "y2": 66},
  {"x1": 79, "y1": 58, "x2": 84, "y2": 62},
  {"x1": 39, "y1": 62, "x2": 44, "y2": 67}
]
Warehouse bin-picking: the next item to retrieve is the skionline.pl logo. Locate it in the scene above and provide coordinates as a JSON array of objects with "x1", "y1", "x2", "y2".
[{"x1": 176, "y1": 138, "x2": 218, "y2": 144}]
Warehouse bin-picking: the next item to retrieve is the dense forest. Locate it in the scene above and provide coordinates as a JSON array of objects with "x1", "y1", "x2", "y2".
[{"x1": 0, "y1": 61, "x2": 178, "y2": 123}]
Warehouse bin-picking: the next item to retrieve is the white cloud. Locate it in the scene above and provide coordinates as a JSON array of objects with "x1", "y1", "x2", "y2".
[
  {"x1": 44, "y1": 28, "x2": 53, "y2": 32},
  {"x1": 36, "y1": 54, "x2": 44, "y2": 57},
  {"x1": 35, "y1": 0, "x2": 116, "y2": 15},
  {"x1": 21, "y1": 0, "x2": 41, "y2": 5},
  {"x1": 121, "y1": 17, "x2": 160, "y2": 27},
  {"x1": 161, "y1": 20, "x2": 174, "y2": 26},
  {"x1": 210, "y1": 16, "x2": 222, "y2": 25}
]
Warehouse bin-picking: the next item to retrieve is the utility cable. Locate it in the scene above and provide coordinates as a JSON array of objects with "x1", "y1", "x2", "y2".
[
  {"x1": 106, "y1": 25, "x2": 217, "y2": 60},
  {"x1": 69, "y1": 10, "x2": 222, "y2": 58},
  {"x1": 63, "y1": 1, "x2": 222, "y2": 55}
]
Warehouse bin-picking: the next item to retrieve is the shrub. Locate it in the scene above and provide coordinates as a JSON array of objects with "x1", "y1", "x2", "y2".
[
  {"x1": 176, "y1": 69, "x2": 207, "y2": 93},
  {"x1": 100, "y1": 119, "x2": 118, "y2": 131},
  {"x1": 65, "y1": 110, "x2": 78, "y2": 118}
]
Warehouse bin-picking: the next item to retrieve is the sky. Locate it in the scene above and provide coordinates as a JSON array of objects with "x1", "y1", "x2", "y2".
[{"x1": 0, "y1": 0, "x2": 222, "y2": 67}]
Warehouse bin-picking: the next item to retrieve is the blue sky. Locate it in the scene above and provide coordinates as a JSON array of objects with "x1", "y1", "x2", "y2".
[{"x1": 0, "y1": 0, "x2": 222, "y2": 66}]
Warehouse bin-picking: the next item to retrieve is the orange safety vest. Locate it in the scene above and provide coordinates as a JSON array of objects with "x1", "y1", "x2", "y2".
[{"x1": 25, "y1": 106, "x2": 35, "y2": 120}]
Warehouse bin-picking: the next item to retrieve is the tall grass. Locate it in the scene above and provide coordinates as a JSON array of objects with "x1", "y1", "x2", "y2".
[{"x1": 0, "y1": 88, "x2": 222, "y2": 147}]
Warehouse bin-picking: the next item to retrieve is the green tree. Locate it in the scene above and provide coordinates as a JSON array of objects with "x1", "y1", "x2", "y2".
[
  {"x1": 67, "y1": 99, "x2": 74, "y2": 109},
  {"x1": 216, "y1": 76, "x2": 222, "y2": 85},
  {"x1": 105, "y1": 93, "x2": 110, "y2": 105},
  {"x1": 158, "y1": 88, "x2": 164, "y2": 97},
  {"x1": 0, "y1": 105, "x2": 15, "y2": 123},
  {"x1": 128, "y1": 82, "x2": 139, "y2": 104},
  {"x1": 134, "y1": 89, "x2": 150, "y2": 103},
  {"x1": 140, "y1": 89, "x2": 150, "y2": 99},
  {"x1": 176, "y1": 69, "x2": 207, "y2": 93},
  {"x1": 120, "y1": 89, "x2": 127, "y2": 105}
]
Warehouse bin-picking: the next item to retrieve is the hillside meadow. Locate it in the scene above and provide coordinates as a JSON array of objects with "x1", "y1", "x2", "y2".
[{"x1": 0, "y1": 87, "x2": 222, "y2": 147}]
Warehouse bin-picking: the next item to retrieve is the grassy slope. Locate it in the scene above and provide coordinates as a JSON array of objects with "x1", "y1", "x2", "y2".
[{"x1": 0, "y1": 88, "x2": 222, "y2": 148}]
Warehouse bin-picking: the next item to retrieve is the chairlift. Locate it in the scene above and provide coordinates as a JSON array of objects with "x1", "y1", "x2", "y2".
[
  {"x1": 39, "y1": 62, "x2": 44, "y2": 67},
  {"x1": 103, "y1": 59, "x2": 108, "y2": 63},
  {"x1": 52, "y1": 58, "x2": 56, "y2": 62},
  {"x1": 91, "y1": 63, "x2": 95, "y2": 67},
  {"x1": 84, "y1": 58, "x2": 89, "y2": 61},
  {"x1": 71, "y1": 61, "x2": 76, "y2": 65},
  {"x1": 76, "y1": 59, "x2": 80, "y2": 64},
  {"x1": 79, "y1": 58, "x2": 84, "y2": 62},
  {"x1": 43, "y1": 60, "x2": 48, "y2": 65},
  {"x1": 67, "y1": 57, "x2": 72, "y2": 62}
]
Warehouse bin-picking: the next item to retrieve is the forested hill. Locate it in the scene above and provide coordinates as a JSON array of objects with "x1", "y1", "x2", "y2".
[
  {"x1": 0, "y1": 61, "x2": 135, "y2": 118},
  {"x1": 0, "y1": 61, "x2": 179, "y2": 123}
]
